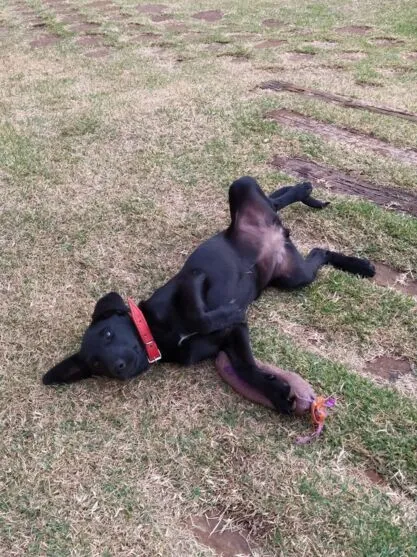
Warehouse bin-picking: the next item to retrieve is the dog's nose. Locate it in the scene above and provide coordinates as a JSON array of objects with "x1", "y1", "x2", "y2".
[{"x1": 115, "y1": 358, "x2": 127, "y2": 371}]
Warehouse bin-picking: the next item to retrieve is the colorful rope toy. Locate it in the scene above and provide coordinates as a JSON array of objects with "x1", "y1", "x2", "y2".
[{"x1": 295, "y1": 396, "x2": 336, "y2": 445}]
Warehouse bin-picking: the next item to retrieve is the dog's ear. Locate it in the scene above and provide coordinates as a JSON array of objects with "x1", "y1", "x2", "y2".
[
  {"x1": 42, "y1": 353, "x2": 92, "y2": 385},
  {"x1": 91, "y1": 292, "x2": 128, "y2": 322}
]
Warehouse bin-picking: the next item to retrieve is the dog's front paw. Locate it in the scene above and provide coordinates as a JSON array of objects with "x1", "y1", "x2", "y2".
[
  {"x1": 264, "y1": 374, "x2": 295, "y2": 415},
  {"x1": 228, "y1": 302, "x2": 246, "y2": 324}
]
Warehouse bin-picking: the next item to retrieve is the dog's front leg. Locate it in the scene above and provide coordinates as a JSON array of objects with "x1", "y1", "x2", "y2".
[
  {"x1": 178, "y1": 271, "x2": 246, "y2": 334},
  {"x1": 222, "y1": 324, "x2": 295, "y2": 414}
]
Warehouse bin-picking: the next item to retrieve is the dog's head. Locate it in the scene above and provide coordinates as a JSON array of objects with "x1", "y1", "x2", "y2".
[{"x1": 42, "y1": 293, "x2": 151, "y2": 385}]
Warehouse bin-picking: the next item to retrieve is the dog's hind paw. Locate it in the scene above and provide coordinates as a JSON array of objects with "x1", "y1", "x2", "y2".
[
  {"x1": 295, "y1": 181, "x2": 313, "y2": 200},
  {"x1": 328, "y1": 252, "x2": 376, "y2": 278},
  {"x1": 357, "y1": 259, "x2": 376, "y2": 278}
]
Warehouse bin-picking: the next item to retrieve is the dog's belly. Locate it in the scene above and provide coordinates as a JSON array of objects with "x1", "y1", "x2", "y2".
[
  {"x1": 237, "y1": 215, "x2": 289, "y2": 288},
  {"x1": 256, "y1": 226, "x2": 289, "y2": 286},
  {"x1": 204, "y1": 269, "x2": 258, "y2": 310},
  {"x1": 183, "y1": 233, "x2": 258, "y2": 309}
]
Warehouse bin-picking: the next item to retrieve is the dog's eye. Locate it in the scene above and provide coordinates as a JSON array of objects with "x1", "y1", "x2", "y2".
[{"x1": 100, "y1": 328, "x2": 113, "y2": 341}]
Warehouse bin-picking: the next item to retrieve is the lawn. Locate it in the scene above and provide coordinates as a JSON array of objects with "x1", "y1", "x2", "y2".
[{"x1": 1, "y1": 0, "x2": 416, "y2": 555}]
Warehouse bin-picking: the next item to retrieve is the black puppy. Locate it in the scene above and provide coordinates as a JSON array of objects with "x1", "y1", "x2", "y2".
[{"x1": 43, "y1": 178, "x2": 375, "y2": 413}]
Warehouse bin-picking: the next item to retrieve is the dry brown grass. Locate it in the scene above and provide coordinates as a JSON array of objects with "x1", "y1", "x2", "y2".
[{"x1": 1, "y1": 0, "x2": 417, "y2": 555}]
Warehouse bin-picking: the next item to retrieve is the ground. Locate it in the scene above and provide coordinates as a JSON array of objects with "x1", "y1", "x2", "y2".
[{"x1": 1, "y1": 1, "x2": 417, "y2": 556}]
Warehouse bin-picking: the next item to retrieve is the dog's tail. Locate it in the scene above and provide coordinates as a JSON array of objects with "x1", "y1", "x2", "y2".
[{"x1": 327, "y1": 251, "x2": 376, "y2": 278}]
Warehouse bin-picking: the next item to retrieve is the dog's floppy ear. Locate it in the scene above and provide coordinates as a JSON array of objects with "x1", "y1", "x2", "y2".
[
  {"x1": 42, "y1": 353, "x2": 92, "y2": 385},
  {"x1": 91, "y1": 292, "x2": 128, "y2": 322}
]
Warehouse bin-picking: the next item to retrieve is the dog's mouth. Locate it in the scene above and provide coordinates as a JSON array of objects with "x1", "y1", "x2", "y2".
[
  {"x1": 88, "y1": 351, "x2": 147, "y2": 381},
  {"x1": 112, "y1": 352, "x2": 149, "y2": 380},
  {"x1": 124, "y1": 355, "x2": 148, "y2": 379}
]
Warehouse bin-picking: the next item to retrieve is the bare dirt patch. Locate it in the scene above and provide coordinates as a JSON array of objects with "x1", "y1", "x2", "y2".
[
  {"x1": 260, "y1": 80, "x2": 417, "y2": 123},
  {"x1": 138, "y1": 31, "x2": 161, "y2": 41},
  {"x1": 189, "y1": 515, "x2": 252, "y2": 557},
  {"x1": 356, "y1": 80, "x2": 383, "y2": 91},
  {"x1": 287, "y1": 51, "x2": 315, "y2": 60},
  {"x1": 271, "y1": 156, "x2": 417, "y2": 217},
  {"x1": 262, "y1": 19, "x2": 284, "y2": 28},
  {"x1": 88, "y1": 0, "x2": 114, "y2": 7},
  {"x1": 31, "y1": 22, "x2": 47, "y2": 29},
  {"x1": 339, "y1": 51, "x2": 367, "y2": 60},
  {"x1": 365, "y1": 356, "x2": 413, "y2": 381},
  {"x1": 337, "y1": 25, "x2": 372, "y2": 35},
  {"x1": 84, "y1": 47, "x2": 112, "y2": 58},
  {"x1": 165, "y1": 22, "x2": 188, "y2": 32},
  {"x1": 229, "y1": 32, "x2": 259, "y2": 41},
  {"x1": 52, "y1": 3, "x2": 76, "y2": 9},
  {"x1": 136, "y1": 3, "x2": 167, "y2": 13},
  {"x1": 91, "y1": 4, "x2": 119, "y2": 13},
  {"x1": 364, "y1": 469, "x2": 387, "y2": 485},
  {"x1": 266, "y1": 108, "x2": 417, "y2": 166},
  {"x1": 53, "y1": 7, "x2": 79, "y2": 16},
  {"x1": 218, "y1": 52, "x2": 250, "y2": 62},
  {"x1": 260, "y1": 64, "x2": 288, "y2": 72},
  {"x1": 76, "y1": 35, "x2": 104, "y2": 47},
  {"x1": 370, "y1": 37, "x2": 405, "y2": 46},
  {"x1": 205, "y1": 43, "x2": 225, "y2": 52},
  {"x1": 150, "y1": 13, "x2": 173, "y2": 22},
  {"x1": 30, "y1": 35, "x2": 61, "y2": 48},
  {"x1": 128, "y1": 21, "x2": 146, "y2": 28},
  {"x1": 230, "y1": 56, "x2": 250, "y2": 64},
  {"x1": 15, "y1": 8, "x2": 36, "y2": 16},
  {"x1": 308, "y1": 40, "x2": 337, "y2": 49},
  {"x1": 105, "y1": 13, "x2": 125, "y2": 21},
  {"x1": 192, "y1": 10, "x2": 224, "y2": 22},
  {"x1": 255, "y1": 39, "x2": 287, "y2": 49},
  {"x1": 373, "y1": 263, "x2": 417, "y2": 297},
  {"x1": 381, "y1": 66, "x2": 414, "y2": 77},
  {"x1": 58, "y1": 14, "x2": 84, "y2": 24},
  {"x1": 321, "y1": 62, "x2": 346, "y2": 71},
  {"x1": 69, "y1": 23, "x2": 102, "y2": 33}
]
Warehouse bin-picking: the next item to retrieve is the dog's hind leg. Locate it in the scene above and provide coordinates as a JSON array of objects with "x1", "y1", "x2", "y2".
[
  {"x1": 228, "y1": 176, "x2": 276, "y2": 226},
  {"x1": 273, "y1": 245, "x2": 375, "y2": 289},
  {"x1": 269, "y1": 182, "x2": 330, "y2": 211}
]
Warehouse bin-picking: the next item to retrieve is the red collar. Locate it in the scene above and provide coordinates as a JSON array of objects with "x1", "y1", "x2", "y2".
[{"x1": 127, "y1": 298, "x2": 161, "y2": 364}]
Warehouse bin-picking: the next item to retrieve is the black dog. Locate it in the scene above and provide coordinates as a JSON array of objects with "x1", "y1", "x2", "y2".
[{"x1": 43, "y1": 178, "x2": 375, "y2": 413}]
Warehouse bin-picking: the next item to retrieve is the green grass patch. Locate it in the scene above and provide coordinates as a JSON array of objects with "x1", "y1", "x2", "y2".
[
  {"x1": 270, "y1": 267, "x2": 417, "y2": 358},
  {"x1": 252, "y1": 328, "x2": 417, "y2": 491},
  {"x1": 283, "y1": 197, "x2": 417, "y2": 271},
  {"x1": 0, "y1": 123, "x2": 47, "y2": 179}
]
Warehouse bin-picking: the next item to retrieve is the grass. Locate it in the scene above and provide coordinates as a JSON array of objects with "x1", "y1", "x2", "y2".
[
  {"x1": 252, "y1": 329, "x2": 417, "y2": 489},
  {"x1": 265, "y1": 268, "x2": 417, "y2": 360},
  {"x1": 1, "y1": 0, "x2": 417, "y2": 555}
]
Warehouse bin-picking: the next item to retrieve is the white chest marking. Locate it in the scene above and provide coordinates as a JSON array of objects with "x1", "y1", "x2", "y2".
[{"x1": 178, "y1": 332, "x2": 198, "y2": 346}]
